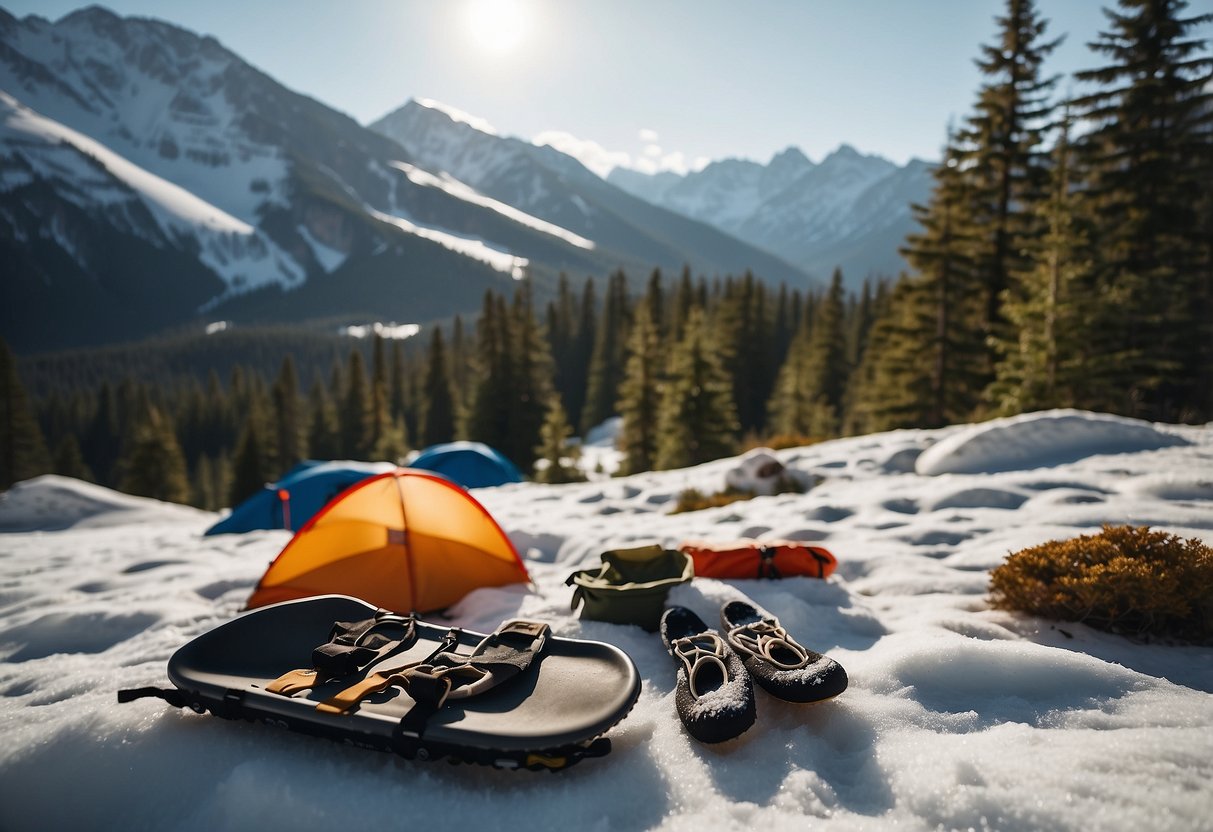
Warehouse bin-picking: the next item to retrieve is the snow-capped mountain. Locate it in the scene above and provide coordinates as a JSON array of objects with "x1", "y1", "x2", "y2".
[
  {"x1": 608, "y1": 144, "x2": 934, "y2": 286},
  {"x1": 369, "y1": 99, "x2": 811, "y2": 289},
  {"x1": 1, "y1": 7, "x2": 806, "y2": 352}
]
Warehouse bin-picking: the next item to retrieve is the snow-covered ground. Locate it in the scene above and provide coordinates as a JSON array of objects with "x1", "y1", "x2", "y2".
[{"x1": 1, "y1": 409, "x2": 1211, "y2": 831}]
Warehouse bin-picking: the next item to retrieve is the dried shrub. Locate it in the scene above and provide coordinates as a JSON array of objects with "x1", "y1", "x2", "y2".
[
  {"x1": 670, "y1": 475, "x2": 803, "y2": 515},
  {"x1": 989, "y1": 525, "x2": 1213, "y2": 643}
]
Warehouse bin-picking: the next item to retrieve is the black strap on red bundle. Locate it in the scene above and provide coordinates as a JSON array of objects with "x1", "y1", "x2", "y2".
[{"x1": 757, "y1": 547, "x2": 782, "y2": 579}]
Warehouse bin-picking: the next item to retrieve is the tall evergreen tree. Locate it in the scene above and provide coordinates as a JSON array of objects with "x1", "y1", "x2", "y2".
[
  {"x1": 420, "y1": 326, "x2": 456, "y2": 446},
  {"x1": 367, "y1": 335, "x2": 390, "y2": 454},
  {"x1": 533, "y1": 395, "x2": 583, "y2": 484},
  {"x1": 547, "y1": 274, "x2": 580, "y2": 423},
  {"x1": 581, "y1": 270, "x2": 631, "y2": 434},
  {"x1": 566, "y1": 278, "x2": 597, "y2": 431},
  {"x1": 853, "y1": 136, "x2": 987, "y2": 431},
  {"x1": 655, "y1": 308, "x2": 740, "y2": 469},
  {"x1": 82, "y1": 381, "x2": 121, "y2": 485},
  {"x1": 271, "y1": 356, "x2": 305, "y2": 474},
  {"x1": 673, "y1": 265, "x2": 697, "y2": 340},
  {"x1": 0, "y1": 338, "x2": 51, "y2": 489},
  {"x1": 306, "y1": 380, "x2": 341, "y2": 460},
  {"x1": 340, "y1": 349, "x2": 372, "y2": 458},
  {"x1": 988, "y1": 112, "x2": 1100, "y2": 413},
  {"x1": 768, "y1": 268, "x2": 849, "y2": 436},
  {"x1": 959, "y1": 0, "x2": 1061, "y2": 343},
  {"x1": 389, "y1": 340, "x2": 408, "y2": 425},
  {"x1": 844, "y1": 278, "x2": 927, "y2": 433},
  {"x1": 1073, "y1": 0, "x2": 1213, "y2": 421},
  {"x1": 615, "y1": 305, "x2": 664, "y2": 475},
  {"x1": 120, "y1": 405, "x2": 190, "y2": 504},
  {"x1": 467, "y1": 291, "x2": 513, "y2": 448},
  {"x1": 229, "y1": 398, "x2": 273, "y2": 506},
  {"x1": 52, "y1": 433, "x2": 93, "y2": 482},
  {"x1": 501, "y1": 279, "x2": 556, "y2": 470}
]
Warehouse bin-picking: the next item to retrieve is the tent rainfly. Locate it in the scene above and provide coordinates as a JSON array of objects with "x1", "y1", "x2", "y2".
[
  {"x1": 408, "y1": 441, "x2": 524, "y2": 489},
  {"x1": 205, "y1": 460, "x2": 395, "y2": 536},
  {"x1": 246, "y1": 469, "x2": 529, "y2": 614}
]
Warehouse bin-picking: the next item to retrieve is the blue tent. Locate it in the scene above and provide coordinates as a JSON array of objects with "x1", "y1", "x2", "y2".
[
  {"x1": 204, "y1": 460, "x2": 396, "y2": 536},
  {"x1": 408, "y1": 442, "x2": 524, "y2": 488}
]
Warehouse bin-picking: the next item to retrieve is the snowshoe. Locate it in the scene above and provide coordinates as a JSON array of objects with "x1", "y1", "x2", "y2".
[{"x1": 119, "y1": 595, "x2": 641, "y2": 771}]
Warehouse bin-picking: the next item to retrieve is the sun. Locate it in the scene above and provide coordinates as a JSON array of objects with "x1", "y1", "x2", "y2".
[{"x1": 465, "y1": 0, "x2": 528, "y2": 56}]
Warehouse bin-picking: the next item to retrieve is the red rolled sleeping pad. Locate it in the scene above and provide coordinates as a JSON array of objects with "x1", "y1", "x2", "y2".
[{"x1": 678, "y1": 539, "x2": 838, "y2": 580}]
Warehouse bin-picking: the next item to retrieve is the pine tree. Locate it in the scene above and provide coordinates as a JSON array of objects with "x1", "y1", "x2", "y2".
[
  {"x1": 82, "y1": 381, "x2": 120, "y2": 485},
  {"x1": 192, "y1": 454, "x2": 217, "y2": 510},
  {"x1": 988, "y1": 112, "x2": 1101, "y2": 413},
  {"x1": 768, "y1": 268, "x2": 849, "y2": 436},
  {"x1": 0, "y1": 338, "x2": 51, "y2": 489},
  {"x1": 271, "y1": 356, "x2": 305, "y2": 474},
  {"x1": 368, "y1": 417, "x2": 410, "y2": 463},
  {"x1": 368, "y1": 335, "x2": 390, "y2": 454},
  {"x1": 958, "y1": 0, "x2": 1061, "y2": 345},
  {"x1": 655, "y1": 308, "x2": 740, "y2": 469},
  {"x1": 673, "y1": 265, "x2": 696, "y2": 340},
  {"x1": 501, "y1": 279, "x2": 556, "y2": 471},
  {"x1": 52, "y1": 434, "x2": 93, "y2": 482},
  {"x1": 467, "y1": 290, "x2": 512, "y2": 449},
  {"x1": 306, "y1": 379, "x2": 341, "y2": 460},
  {"x1": 566, "y1": 278, "x2": 597, "y2": 431},
  {"x1": 615, "y1": 305, "x2": 663, "y2": 475},
  {"x1": 844, "y1": 278, "x2": 927, "y2": 433},
  {"x1": 580, "y1": 270, "x2": 631, "y2": 434},
  {"x1": 884, "y1": 137, "x2": 988, "y2": 428},
  {"x1": 449, "y1": 314, "x2": 470, "y2": 413},
  {"x1": 340, "y1": 349, "x2": 372, "y2": 458},
  {"x1": 713, "y1": 273, "x2": 775, "y2": 435},
  {"x1": 533, "y1": 396, "x2": 584, "y2": 483},
  {"x1": 229, "y1": 400, "x2": 272, "y2": 506},
  {"x1": 1072, "y1": 0, "x2": 1213, "y2": 421},
  {"x1": 420, "y1": 326, "x2": 456, "y2": 446},
  {"x1": 389, "y1": 340, "x2": 408, "y2": 425},
  {"x1": 120, "y1": 405, "x2": 190, "y2": 504},
  {"x1": 547, "y1": 274, "x2": 580, "y2": 423}
]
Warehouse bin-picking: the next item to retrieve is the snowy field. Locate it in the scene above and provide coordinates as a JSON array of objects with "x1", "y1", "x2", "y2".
[{"x1": 1, "y1": 409, "x2": 1211, "y2": 831}]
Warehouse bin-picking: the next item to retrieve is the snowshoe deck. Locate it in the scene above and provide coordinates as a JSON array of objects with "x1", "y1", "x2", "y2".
[{"x1": 139, "y1": 596, "x2": 641, "y2": 771}]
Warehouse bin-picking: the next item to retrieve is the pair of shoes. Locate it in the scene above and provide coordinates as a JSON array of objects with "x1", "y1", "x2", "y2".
[{"x1": 660, "y1": 601, "x2": 848, "y2": 743}]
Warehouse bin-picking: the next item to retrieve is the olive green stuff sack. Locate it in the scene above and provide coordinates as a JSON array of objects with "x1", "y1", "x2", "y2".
[{"x1": 565, "y1": 545, "x2": 694, "y2": 631}]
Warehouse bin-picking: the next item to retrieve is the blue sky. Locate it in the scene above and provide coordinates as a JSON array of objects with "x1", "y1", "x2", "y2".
[{"x1": 5, "y1": 1, "x2": 1209, "y2": 172}]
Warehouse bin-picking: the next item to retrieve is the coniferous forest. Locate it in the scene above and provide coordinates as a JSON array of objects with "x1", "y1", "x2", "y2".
[{"x1": 2, "y1": 0, "x2": 1211, "y2": 505}]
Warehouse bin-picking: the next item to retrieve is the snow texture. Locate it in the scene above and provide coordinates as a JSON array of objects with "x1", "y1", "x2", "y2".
[{"x1": 1, "y1": 410, "x2": 1212, "y2": 831}]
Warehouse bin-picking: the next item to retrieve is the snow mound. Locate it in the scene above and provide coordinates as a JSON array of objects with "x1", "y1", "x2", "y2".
[
  {"x1": 0, "y1": 476, "x2": 210, "y2": 532},
  {"x1": 916, "y1": 410, "x2": 1189, "y2": 476}
]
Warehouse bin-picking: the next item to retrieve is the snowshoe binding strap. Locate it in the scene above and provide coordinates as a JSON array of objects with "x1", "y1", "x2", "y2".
[
  {"x1": 267, "y1": 611, "x2": 417, "y2": 696},
  {"x1": 670, "y1": 633, "x2": 732, "y2": 700},
  {"x1": 317, "y1": 619, "x2": 550, "y2": 715},
  {"x1": 726, "y1": 619, "x2": 810, "y2": 670}
]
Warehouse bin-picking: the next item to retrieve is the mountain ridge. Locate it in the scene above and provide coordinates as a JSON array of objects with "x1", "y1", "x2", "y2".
[{"x1": 1, "y1": 7, "x2": 809, "y2": 352}]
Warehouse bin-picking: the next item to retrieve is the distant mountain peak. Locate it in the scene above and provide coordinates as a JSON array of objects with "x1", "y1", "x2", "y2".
[
  {"x1": 769, "y1": 146, "x2": 811, "y2": 166},
  {"x1": 410, "y1": 98, "x2": 498, "y2": 136}
]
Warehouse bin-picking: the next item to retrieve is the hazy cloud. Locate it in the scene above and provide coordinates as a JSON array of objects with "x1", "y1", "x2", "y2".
[
  {"x1": 638, "y1": 128, "x2": 659, "y2": 143},
  {"x1": 532, "y1": 130, "x2": 631, "y2": 177},
  {"x1": 532, "y1": 130, "x2": 710, "y2": 178}
]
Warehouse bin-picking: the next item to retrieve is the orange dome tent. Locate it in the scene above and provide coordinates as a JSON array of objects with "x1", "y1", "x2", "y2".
[{"x1": 247, "y1": 469, "x2": 529, "y2": 614}]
